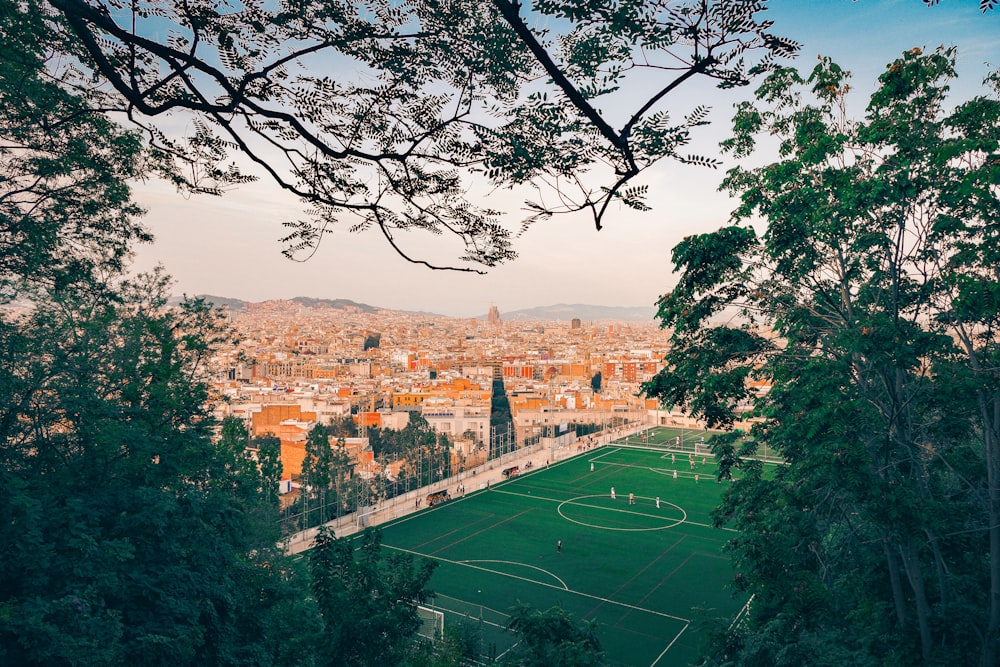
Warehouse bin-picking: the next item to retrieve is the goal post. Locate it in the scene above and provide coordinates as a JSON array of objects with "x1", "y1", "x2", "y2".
[{"x1": 416, "y1": 605, "x2": 445, "y2": 642}]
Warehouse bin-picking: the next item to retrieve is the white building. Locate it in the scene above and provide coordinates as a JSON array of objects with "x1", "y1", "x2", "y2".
[{"x1": 421, "y1": 399, "x2": 490, "y2": 443}]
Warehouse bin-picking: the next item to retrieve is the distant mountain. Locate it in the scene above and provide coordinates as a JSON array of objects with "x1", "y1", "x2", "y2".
[
  {"x1": 171, "y1": 294, "x2": 249, "y2": 310},
  {"x1": 288, "y1": 296, "x2": 380, "y2": 313},
  {"x1": 170, "y1": 296, "x2": 654, "y2": 321},
  {"x1": 493, "y1": 303, "x2": 657, "y2": 322},
  {"x1": 172, "y1": 295, "x2": 380, "y2": 313}
]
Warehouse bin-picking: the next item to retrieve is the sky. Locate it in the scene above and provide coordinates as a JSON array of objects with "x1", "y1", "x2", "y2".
[{"x1": 130, "y1": 0, "x2": 1000, "y2": 318}]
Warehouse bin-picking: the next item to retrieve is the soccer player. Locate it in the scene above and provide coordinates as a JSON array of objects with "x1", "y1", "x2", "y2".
[
  {"x1": 629, "y1": 492, "x2": 635, "y2": 505},
  {"x1": 611, "y1": 486, "x2": 616, "y2": 500},
  {"x1": 656, "y1": 496, "x2": 661, "y2": 509}
]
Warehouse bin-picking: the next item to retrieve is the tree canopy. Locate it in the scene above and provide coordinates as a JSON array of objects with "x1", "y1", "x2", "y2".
[
  {"x1": 1, "y1": 8, "x2": 442, "y2": 662},
  {"x1": 643, "y1": 47, "x2": 1000, "y2": 666},
  {"x1": 309, "y1": 527, "x2": 437, "y2": 667},
  {"x1": 35, "y1": 0, "x2": 797, "y2": 272},
  {"x1": 504, "y1": 604, "x2": 604, "y2": 667},
  {"x1": 0, "y1": 4, "x2": 150, "y2": 292}
]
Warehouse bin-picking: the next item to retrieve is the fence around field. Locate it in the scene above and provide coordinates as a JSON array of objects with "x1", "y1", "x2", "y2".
[{"x1": 284, "y1": 423, "x2": 646, "y2": 554}]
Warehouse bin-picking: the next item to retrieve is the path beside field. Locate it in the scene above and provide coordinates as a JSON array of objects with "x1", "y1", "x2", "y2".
[{"x1": 284, "y1": 424, "x2": 648, "y2": 555}]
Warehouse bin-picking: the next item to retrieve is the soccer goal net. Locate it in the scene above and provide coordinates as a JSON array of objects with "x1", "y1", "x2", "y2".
[{"x1": 416, "y1": 605, "x2": 445, "y2": 642}]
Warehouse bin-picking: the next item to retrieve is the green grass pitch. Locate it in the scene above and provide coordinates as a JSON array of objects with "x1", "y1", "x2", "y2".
[{"x1": 365, "y1": 438, "x2": 750, "y2": 666}]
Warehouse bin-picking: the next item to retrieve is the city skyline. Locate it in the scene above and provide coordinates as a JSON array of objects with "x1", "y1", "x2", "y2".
[{"x1": 130, "y1": 0, "x2": 1000, "y2": 318}]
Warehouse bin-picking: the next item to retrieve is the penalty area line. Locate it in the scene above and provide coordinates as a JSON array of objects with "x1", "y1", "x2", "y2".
[
  {"x1": 650, "y1": 622, "x2": 689, "y2": 667},
  {"x1": 384, "y1": 543, "x2": 690, "y2": 624}
]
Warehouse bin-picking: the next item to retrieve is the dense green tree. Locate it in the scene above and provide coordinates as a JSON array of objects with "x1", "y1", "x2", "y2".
[
  {"x1": 300, "y1": 423, "x2": 353, "y2": 527},
  {"x1": 218, "y1": 416, "x2": 265, "y2": 501},
  {"x1": 1, "y1": 13, "x2": 312, "y2": 663},
  {"x1": 0, "y1": 2, "x2": 151, "y2": 291},
  {"x1": 328, "y1": 415, "x2": 359, "y2": 439},
  {"x1": 490, "y1": 378, "x2": 515, "y2": 456},
  {"x1": 368, "y1": 412, "x2": 452, "y2": 493},
  {"x1": 309, "y1": 526, "x2": 437, "y2": 667},
  {"x1": 253, "y1": 433, "x2": 285, "y2": 508},
  {"x1": 590, "y1": 371, "x2": 603, "y2": 394},
  {"x1": 504, "y1": 604, "x2": 605, "y2": 667},
  {"x1": 218, "y1": 417, "x2": 286, "y2": 531},
  {"x1": 0, "y1": 274, "x2": 307, "y2": 667},
  {"x1": 643, "y1": 48, "x2": 1000, "y2": 665},
  {"x1": 34, "y1": 0, "x2": 796, "y2": 271}
]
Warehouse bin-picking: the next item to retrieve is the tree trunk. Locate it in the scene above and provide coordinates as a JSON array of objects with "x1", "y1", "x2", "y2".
[
  {"x1": 924, "y1": 528, "x2": 948, "y2": 611},
  {"x1": 883, "y1": 534, "x2": 908, "y2": 630},
  {"x1": 900, "y1": 540, "x2": 933, "y2": 663},
  {"x1": 980, "y1": 393, "x2": 1000, "y2": 667}
]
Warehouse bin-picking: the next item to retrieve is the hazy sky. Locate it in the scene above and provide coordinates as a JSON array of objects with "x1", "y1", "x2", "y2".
[{"x1": 130, "y1": 0, "x2": 999, "y2": 318}]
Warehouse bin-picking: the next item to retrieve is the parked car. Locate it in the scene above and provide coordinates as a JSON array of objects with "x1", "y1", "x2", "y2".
[{"x1": 426, "y1": 490, "x2": 450, "y2": 506}]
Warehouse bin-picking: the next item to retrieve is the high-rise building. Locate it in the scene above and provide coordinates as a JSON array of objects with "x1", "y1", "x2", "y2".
[{"x1": 570, "y1": 318, "x2": 581, "y2": 329}]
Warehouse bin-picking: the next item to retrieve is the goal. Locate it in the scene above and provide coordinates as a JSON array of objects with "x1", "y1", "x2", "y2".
[{"x1": 416, "y1": 605, "x2": 445, "y2": 642}]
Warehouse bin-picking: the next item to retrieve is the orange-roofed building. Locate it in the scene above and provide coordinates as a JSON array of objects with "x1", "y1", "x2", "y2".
[
  {"x1": 357, "y1": 411, "x2": 380, "y2": 430},
  {"x1": 251, "y1": 404, "x2": 317, "y2": 437}
]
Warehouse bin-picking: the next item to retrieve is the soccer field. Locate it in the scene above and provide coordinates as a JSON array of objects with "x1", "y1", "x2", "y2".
[{"x1": 366, "y1": 443, "x2": 750, "y2": 666}]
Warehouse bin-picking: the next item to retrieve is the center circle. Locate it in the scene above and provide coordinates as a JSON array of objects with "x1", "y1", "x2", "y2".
[{"x1": 556, "y1": 494, "x2": 687, "y2": 531}]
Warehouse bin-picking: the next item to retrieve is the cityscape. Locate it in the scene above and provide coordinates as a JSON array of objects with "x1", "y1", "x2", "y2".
[
  {"x1": 5, "y1": 1, "x2": 1000, "y2": 666},
  {"x1": 209, "y1": 298, "x2": 705, "y2": 495}
]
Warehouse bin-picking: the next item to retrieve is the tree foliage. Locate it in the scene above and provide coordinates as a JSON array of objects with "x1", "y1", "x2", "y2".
[
  {"x1": 0, "y1": 274, "x2": 307, "y2": 666},
  {"x1": 371, "y1": 412, "x2": 453, "y2": 489},
  {"x1": 309, "y1": 527, "x2": 437, "y2": 667},
  {"x1": 0, "y1": 2, "x2": 150, "y2": 292},
  {"x1": 643, "y1": 47, "x2": 1000, "y2": 666},
  {"x1": 363, "y1": 333, "x2": 381, "y2": 350},
  {"x1": 2, "y1": 7, "x2": 319, "y2": 662},
  {"x1": 36, "y1": 0, "x2": 797, "y2": 272},
  {"x1": 504, "y1": 604, "x2": 605, "y2": 667}
]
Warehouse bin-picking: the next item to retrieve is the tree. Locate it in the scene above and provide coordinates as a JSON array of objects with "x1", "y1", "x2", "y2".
[
  {"x1": 253, "y1": 433, "x2": 285, "y2": 508},
  {"x1": 363, "y1": 333, "x2": 381, "y2": 351},
  {"x1": 218, "y1": 417, "x2": 286, "y2": 527},
  {"x1": 642, "y1": 48, "x2": 1000, "y2": 665},
  {"x1": 328, "y1": 415, "x2": 359, "y2": 439},
  {"x1": 0, "y1": 2, "x2": 151, "y2": 292},
  {"x1": 490, "y1": 378, "x2": 514, "y2": 455},
  {"x1": 1, "y1": 15, "x2": 316, "y2": 662},
  {"x1": 590, "y1": 371, "x2": 603, "y2": 394},
  {"x1": 300, "y1": 423, "x2": 353, "y2": 527},
  {"x1": 0, "y1": 274, "x2": 309, "y2": 666},
  {"x1": 309, "y1": 526, "x2": 437, "y2": 667},
  {"x1": 504, "y1": 604, "x2": 605, "y2": 667},
  {"x1": 35, "y1": 0, "x2": 796, "y2": 271}
]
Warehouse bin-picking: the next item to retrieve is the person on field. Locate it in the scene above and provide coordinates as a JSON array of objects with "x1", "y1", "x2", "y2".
[{"x1": 611, "y1": 487, "x2": 616, "y2": 500}]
